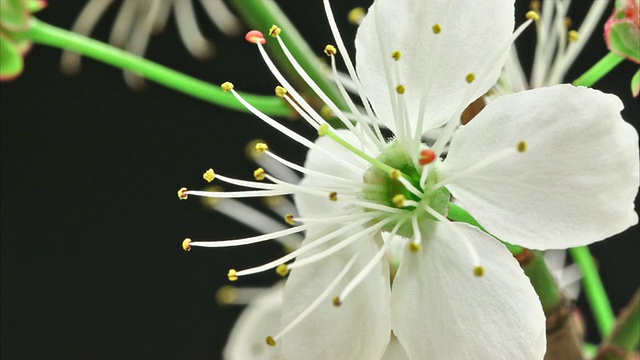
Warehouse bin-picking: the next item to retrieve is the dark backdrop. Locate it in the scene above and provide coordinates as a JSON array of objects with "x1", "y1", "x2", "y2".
[{"x1": 2, "y1": 1, "x2": 638, "y2": 359}]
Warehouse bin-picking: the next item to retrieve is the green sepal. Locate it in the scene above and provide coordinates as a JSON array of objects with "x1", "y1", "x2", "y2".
[
  {"x1": 608, "y1": 21, "x2": 640, "y2": 63},
  {"x1": 631, "y1": 68, "x2": 640, "y2": 97},
  {"x1": 0, "y1": 0, "x2": 29, "y2": 31},
  {"x1": 0, "y1": 32, "x2": 23, "y2": 80}
]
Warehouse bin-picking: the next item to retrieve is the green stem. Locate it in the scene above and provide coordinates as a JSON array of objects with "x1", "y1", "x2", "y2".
[
  {"x1": 596, "y1": 289, "x2": 640, "y2": 360},
  {"x1": 521, "y1": 250, "x2": 565, "y2": 314},
  {"x1": 573, "y1": 52, "x2": 625, "y2": 87},
  {"x1": 229, "y1": 0, "x2": 348, "y2": 113},
  {"x1": 24, "y1": 19, "x2": 292, "y2": 117},
  {"x1": 570, "y1": 246, "x2": 616, "y2": 337}
]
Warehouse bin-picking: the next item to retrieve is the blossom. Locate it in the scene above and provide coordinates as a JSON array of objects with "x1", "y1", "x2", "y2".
[
  {"x1": 180, "y1": 0, "x2": 639, "y2": 358},
  {"x1": 61, "y1": 0, "x2": 241, "y2": 88}
]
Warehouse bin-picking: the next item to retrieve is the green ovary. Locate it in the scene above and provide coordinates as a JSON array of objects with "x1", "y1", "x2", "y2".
[{"x1": 363, "y1": 141, "x2": 450, "y2": 237}]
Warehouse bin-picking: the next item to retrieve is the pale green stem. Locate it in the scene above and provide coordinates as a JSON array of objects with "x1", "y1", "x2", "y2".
[
  {"x1": 570, "y1": 246, "x2": 616, "y2": 337},
  {"x1": 596, "y1": 289, "x2": 640, "y2": 360},
  {"x1": 229, "y1": 0, "x2": 348, "y2": 113},
  {"x1": 24, "y1": 19, "x2": 292, "y2": 117},
  {"x1": 573, "y1": 51, "x2": 625, "y2": 87}
]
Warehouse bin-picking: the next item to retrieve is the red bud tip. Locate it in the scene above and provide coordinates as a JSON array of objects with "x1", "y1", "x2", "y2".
[{"x1": 419, "y1": 149, "x2": 437, "y2": 165}]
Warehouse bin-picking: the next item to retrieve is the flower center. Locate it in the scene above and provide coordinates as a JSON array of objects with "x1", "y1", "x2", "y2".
[{"x1": 363, "y1": 140, "x2": 450, "y2": 238}]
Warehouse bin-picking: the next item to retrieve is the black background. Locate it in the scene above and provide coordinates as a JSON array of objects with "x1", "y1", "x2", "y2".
[{"x1": 1, "y1": 1, "x2": 638, "y2": 359}]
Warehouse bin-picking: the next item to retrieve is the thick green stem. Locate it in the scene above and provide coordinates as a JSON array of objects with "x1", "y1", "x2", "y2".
[
  {"x1": 573, "y1": 52, "x2": 625, "y2": 87},
  {"x1": 596, "y1": 289, "x2": 640, "y2": 360},
  {"x1": 521, "y1": 250, "x2": 565, "y2": 314},
  {"x1": 24, "y1": 19, "x2": 292, "y2": 117},
  {"x1": 570, "y1": 246, "x2": 616, "y2": 337},
  {"x1": 229, "y1": 0, "x2": 348, "y2": 113}
]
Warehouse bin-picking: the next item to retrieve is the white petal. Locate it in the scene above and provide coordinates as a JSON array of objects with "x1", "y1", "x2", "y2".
[
  {"x1": 391, "y1": 221, "x2": 546, "y2": 359},
  {"x1": 223, "y1": 284, "x2": 284, "y2": 360},
  {"x1": 439, "y1": 85, "x2": 639, "y2": 249},
  {"x1": 382, "y1": 333, "x2": 409, "y2": 360},
  {"x1": 281, "y1": 227, "x2": 391, "y2": 359},
  {"x1": 355, "y1": 0, "x2": 515, "y2": 134},
  {"x1": 294, "y1": 129, "x2": 367, "y2": 218}
]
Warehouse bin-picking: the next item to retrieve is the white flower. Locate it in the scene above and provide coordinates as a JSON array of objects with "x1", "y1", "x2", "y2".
[{"x1": 180, "y1": 0, "x2": 639, "y2": 358}]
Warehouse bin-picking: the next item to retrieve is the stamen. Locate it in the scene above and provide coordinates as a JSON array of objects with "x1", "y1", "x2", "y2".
[
  {"x1": 268, "y1": 25, "x2": 281, "y2": 37},
  {"x1": 228, "y1": 269, "x2": 238, "y2": 281},
  {"x1": 329, "y1": 192, "x2": 338, "y2": 201},
  {"x1": 285, "y1": 213, "x2": 295, "y2": 225},
  {"x1": 517, "y1": 141, "x2": 528, "y2": 153},
  {"x1": 203, "y1": 168, "x2": 215, "y2": 182},
  {"x1": 568, "y1": 30, "x2": 580, "y2": 42},
  {"x1": 182, "y1": 238, "x2": 192, "y2": 251},
  {"x1": 185, "y1": 189, "x2": 291, "y2": 199},
  {"x1": 526, "y1": 11, "x2": 540, "y2": 21},
  {"x1": 324, "y1": 45, "x2": 337, "y2": 56},
  {"x1": 174, "y1": 0, "x2": 214, "y2": 58},
  {"x1": 395, "y1": 85, "x2": 406, "y2": 94},
  {"x1": 276, "y1": 263, "x2": 290, "y2": 277},
  {"x1": 347, "y1": 7, "x2": 366, "y2": 25},
  {"x1": 465, "y1": 73, "x2": 476, "y2": 84},
  {"x1": 178, "y1": 187, "x2": 188, "y2": 200},
  {"x1": 391, "y1": 51, "x2": 402, "y2": 61},
  {"x1": 410, "y1": 214, "x2": 422, "y2": 252},
  {"x1": 266, "y1": 336, "x2": 276, "y2": 347},
  {"x1": 392, "y1": 194, "x2": 406, "y2": 207},
  {"x1": 419, "y1": 149, "x2": 437, "y2": 165},
  {"x1": 221, "y1": 81, "x2": 234, "y2": 92},
  {"x1": 245, "y1": 30, "x2": 266, "y2": 44},
  {"x1": 274, "y1": 86, "x2": 287, "y2": 98},
  {"x1": 186, "y1": 224, "x2": 309, "y2": 248},
  {"x1": 254, "y1": 168, "x2": 266, "y2": 181},
  {"x1": 432, "y1": 23, "x2": 442, "y2": 34}
]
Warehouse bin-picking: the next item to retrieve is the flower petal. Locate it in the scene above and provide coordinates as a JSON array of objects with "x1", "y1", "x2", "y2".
[
  {"x1": 294, "y1": 129, "x2": 368, "y2": 218},
  {"x1": 223, "y1": 284, "x2": 284, "y2": 360},
  {"x1": 281, "y1": 227, "x2": 391, "y2": 359},
  {"x1": 355, "y1": 0, "x2": 515, "y2": 134},
  {"x1": 439, "y1": 85, "x2": 639, "y2": 249},
  {"x1": 391, "y1": 221, "x2": 546, "y2": 359}
]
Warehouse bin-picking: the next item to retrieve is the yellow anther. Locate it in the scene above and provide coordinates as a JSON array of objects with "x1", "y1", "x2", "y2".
[
  {"x1": 564, "y1": 17, "x2": 573, "y2": 29},
  {"x1": 201, "y1": 186, "x2": 223, "y2": 207},
  {"x1": 182, "y1": 238, "x2": 192, "y2": 251},
  {"x1": 432, "y1": 23, "x2": 442, "y2": 34},
  {"x1": 392, "y1": 194, "x2": 407, "y2": 207},
  {"x1": 215, "y1": 285, "x2": 238, "y2": 305},
  {"x1": 526, "y1": 11, "x2": 540, "y2": 21},
  {"x1": 245, "y1": 139, "x2": 266, "y2": 160},
  {"x1": 473, "y1": 266, "x2": 485, "y2": 277},
  {"x1": 568, "y1": 30, "x2": 580, "y2": 42},
  {"x1": 517, "y1": 141, "x2": 528, "y2": 153},
  {"x1": 275, "y1": 86, "x2": 288, "y2": 98},
  {"x1": 318, "y1": 123, "x2": 330, "y2": 136},
  {"x1": 391, "y1": 51, "x2": 402, "y2": 61},
  {"x1": 221, "y1": 82, "x2": 234, "y2": 92},
  {"x1": 320, "y1": 105, "x2": 333, "y2": 119},
  {"x1": 203, "y1": 168, "x2": 215, "y2": 183},
  {"x1": 255, "y1": 142, "x2": 269, "y2": 153},
  {"x1": 332, "y1": 296, "x2": 342, "y2": 307},
  {"x1": 276, "y1": 264, "x2": 290, "y2": 277},
  {"x1": 284, "y1": 213, "x2": 295, "y2": 225},
  {"x1": 227, "y1": 269, "x2": 238, "y2": 281},
  {"x1": 268, "y1": 25, "x2": 281, "y2": 37},
  {"x1": 177, "y1": 187, "x2": 188, "y2": 200},
  {"x1": 324, "y1": 44, "x2": 337, "y2": 56},
  {"x1": 263, "y1": 195, "x2": 285, "y2": 208},
  {"x1": 329, "y1": 191, "x2": 338, "y2": 201},
  {"x1": 530, "y1": 0, "x2": 541, "y2": 12},
  {"x1": 389, "y1": 169, "x2": 402, "y2": 180},
  {"x1": 348, "y1": 7, "x2": 366, "y2": 25},
  {"x1": 254, "y1": 168, "x2": 266, "y2": 181},
  {"x1": 465, "y1": 73, "x2": 476, "y2": 84},
  {"x1": 395, "y1": 85, "x2": 406, "y2": 94},
  {"x1": 266, "y1": 336, "x2": 276, "y2": 347},
  {"x1": 409, "y1": 242, "x2": 422, "y2": 253}
]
